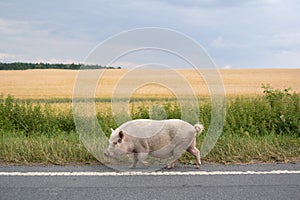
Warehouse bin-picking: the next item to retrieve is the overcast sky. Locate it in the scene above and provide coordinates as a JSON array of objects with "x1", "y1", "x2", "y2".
[{"x1": 0, "y1": 0, "x2": 299, "y2": 68}]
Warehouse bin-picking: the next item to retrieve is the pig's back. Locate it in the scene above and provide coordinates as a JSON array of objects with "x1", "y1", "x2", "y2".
[
  {"x1": 166, "y1": 119, "x2": 196, "y2": 138},
  {"x1": 119, "y1": 119, "x2": 195, "y2": 138}
]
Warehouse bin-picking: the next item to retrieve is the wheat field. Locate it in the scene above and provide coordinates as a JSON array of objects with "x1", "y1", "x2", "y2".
[{"x1": 0, "y1": 69, "x2": 299, "y2": 99}]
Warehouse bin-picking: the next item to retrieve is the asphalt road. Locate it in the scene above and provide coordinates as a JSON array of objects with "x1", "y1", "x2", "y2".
[{"x1": 0, "y1": 163, "x2": 299, "y2": 200}]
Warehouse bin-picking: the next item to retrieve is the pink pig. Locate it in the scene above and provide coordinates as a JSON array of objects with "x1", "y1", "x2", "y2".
[{"x1": 104, "y1": 119, "x2": 204, "y2": 169}]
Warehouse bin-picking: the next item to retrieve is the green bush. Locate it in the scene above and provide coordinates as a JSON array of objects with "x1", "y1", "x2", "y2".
[
  {"x1": 0, "y1": 85, "x2": 299, "y2": 137},
  {"x1": 0, "y1": 96, "x2": 75, "y2": 136},
  {"x1": 262, "y1": 84, "x2": 300, "y2": 136},
  {"x1": 224, "y1": 85, "x2": 299, "y2": 137}
]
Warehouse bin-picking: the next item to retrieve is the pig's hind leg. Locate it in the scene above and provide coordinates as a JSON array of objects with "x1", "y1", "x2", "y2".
[{"x1": 187, "y1": 138, "x2": 201, "y2": 168}]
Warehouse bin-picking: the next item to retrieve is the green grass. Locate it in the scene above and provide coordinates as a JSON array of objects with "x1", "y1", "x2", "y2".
[
  {"x1": 1, "y1": 130, "x2": 299, "y2": 165},
  {"x1": 0, "y1": 130, "x2": 96, "y2": 165},
  {"x1": 0, "y1": 85, "x2": 299, "y2": 165},
  {"x1": 201, "y1": 134, "x2": 300, "y2": 164}
]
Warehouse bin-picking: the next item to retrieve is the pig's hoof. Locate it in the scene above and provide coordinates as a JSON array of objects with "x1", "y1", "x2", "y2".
[
  {"x1": 167, "y1": 163, "x2": 174, "y2": 169},
  {"x1": 196, "y1": 165, "x2": 200, "y2": 169},
  {"x1": 141, "y1": 161, "x2": 149, "y2": 166},
  {"x1": 129, "y1": 165, "x2": 136, "y2": 169}
]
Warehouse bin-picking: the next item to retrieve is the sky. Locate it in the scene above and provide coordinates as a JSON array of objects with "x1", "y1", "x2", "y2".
[{"x1": 0, "y1": 0, "x2": 300, "y2": 68}]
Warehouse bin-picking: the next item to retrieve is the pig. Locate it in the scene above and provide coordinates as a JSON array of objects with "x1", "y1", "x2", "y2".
[{"x1": 104, "y1": 119, "x2": 204, "y2": 169}]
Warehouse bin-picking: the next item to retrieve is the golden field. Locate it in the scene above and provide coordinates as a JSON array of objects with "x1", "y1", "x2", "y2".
[{"x1": 0, "y1": 68, "x2": 299, "y2": 99}]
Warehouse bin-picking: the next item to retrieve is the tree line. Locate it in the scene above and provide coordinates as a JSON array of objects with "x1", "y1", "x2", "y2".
[{"x1": 0, "y1": 62, "x2": 121, "y2": 70}]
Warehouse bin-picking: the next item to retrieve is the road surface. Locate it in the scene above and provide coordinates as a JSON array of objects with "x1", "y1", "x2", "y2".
[{"x1": 0, "y1": 163, "x2": 299, "y2": 200}]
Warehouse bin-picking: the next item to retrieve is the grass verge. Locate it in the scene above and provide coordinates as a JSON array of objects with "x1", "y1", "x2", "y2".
[
  {"x1": 1, "y1": 129, "x2": 299, "y2": 165},
  {"x1": 200, "y1": 134, "x2": 300, "y2": 164},
  {"x1": 0, "y1": 130, "x2": 96, "y2": 165}
]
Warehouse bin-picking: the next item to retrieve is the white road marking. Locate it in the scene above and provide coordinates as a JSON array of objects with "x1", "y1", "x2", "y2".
[{"x1": 0, "y1": 170, "x2": 300, "y2": 176}]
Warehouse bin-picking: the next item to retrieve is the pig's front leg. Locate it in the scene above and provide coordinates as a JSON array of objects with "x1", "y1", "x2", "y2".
[
  {"x1": 130, "y1": 153, "x2": 149, "y2": 169},
  {"x1": 167, "y1": 160, "x2": 177, "y2": 169},
  {"x1": 166, "y1": 144, "x2": 187, "y2": 169},
  {"x1": 166, "y1": 154, "x2": 181, "y2": 169},
  {"x1": 130, "y1": 153, "x2": 138, "y2": 169}
]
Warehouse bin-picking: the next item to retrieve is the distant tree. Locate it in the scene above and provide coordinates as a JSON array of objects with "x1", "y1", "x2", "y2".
[{"x1": 0, "y1": 62, "x2": 121, "y2": 70}]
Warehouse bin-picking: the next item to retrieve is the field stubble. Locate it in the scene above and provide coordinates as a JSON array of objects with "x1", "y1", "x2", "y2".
[{"x1": 0, "y1": 69, "x2": 299, "y2": 99}]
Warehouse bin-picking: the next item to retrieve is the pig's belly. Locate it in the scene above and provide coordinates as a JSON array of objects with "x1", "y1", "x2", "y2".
[
  {"x1": 149, "y1": 144, "x2": 185, "y2": 159},
  {"x1": 149, "y1": 149, "x2": 172, "y2": 159}
]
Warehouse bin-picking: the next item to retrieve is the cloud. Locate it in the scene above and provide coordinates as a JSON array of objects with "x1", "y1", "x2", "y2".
[
  {"x1": 153, "y1": 0, "x2": 285, "y2": 8},
  {"x1": 265, "y1": 50, "x2": 300, "y2": 68},
  {"x1": 0, "y1": 52, "x2": 16, "y2": 60},
  {"x1": 0, "y1": 18, "x2": 29, "y2": 34},
  {"x1": 210, "y1": 36, "x2": 228, "y2": 48},
  {"x1": 0, "y1": 52, "x2": 81, "y2": 64},
  {"x1": 269, "y1": 31, "x2": 300, "y2": 50},
  {"x1": 110, "y1": 61, "x2": 140, "y2": 68},
  {"x1": 222, "y1": 64, "x2": 233, "y2": 69},
  {"x1": 0, "y1": 0, "x2": 299, "y2": 68}
]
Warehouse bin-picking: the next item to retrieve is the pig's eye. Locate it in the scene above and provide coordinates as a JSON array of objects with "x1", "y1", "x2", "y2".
[
  {"x1": 113, "y1": 142, "x2": 117, "y2": 145},
  {"x1": 117, "y1": 138, "x2": 122, "y2": 143}
]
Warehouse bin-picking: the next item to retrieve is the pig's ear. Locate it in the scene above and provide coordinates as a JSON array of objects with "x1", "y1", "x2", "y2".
[
  {"x1": 110, "y1": 128, "x2": 114, "y2": 132},
  {"x1": 118, "y1": 130, "x2": 124, "y2": 139}
]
